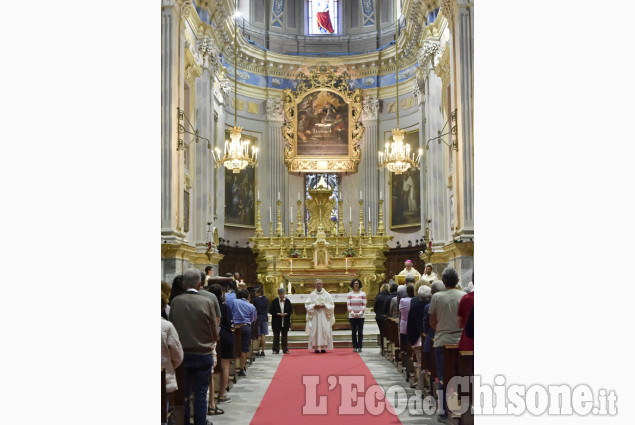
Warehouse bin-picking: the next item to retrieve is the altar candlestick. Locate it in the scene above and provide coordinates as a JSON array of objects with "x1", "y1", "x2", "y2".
[
  {"x1": 257, "y1": 191, "x2": 260, "y2": 201},
  {"x1": 380, "y1": 191, "x2": 382, "y2": 200},
  {"x1": 359, "y1": 190, "x2": 362, "y2": 200},
  {"x1": 290, "y1": 258, "x2": 293, "y2": 273},
  {"x1": 368, "y1": 207, "x2": 371, "y2": 221},
  {"x1": 269, "y1": 206, "x2": 272, "y2": 223},
  {"x1": 349, "y1": 206, "x2": 352, "y2": 222},
  {"x1": 278, "y1": 192, "x2": 280, "y2": 201},
  {"x1": 297, "y1": 192, "x2": 300, "y2": 201},
  {"x1": 290, "y1": 206, "x2": 293, "y2": 221}
]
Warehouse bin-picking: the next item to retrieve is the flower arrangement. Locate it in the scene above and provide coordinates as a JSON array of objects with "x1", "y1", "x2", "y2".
[
  {"x1": 344, "y1": 247, "x2": 356, "y2": 257},
  {"x1": 289, "y1": 247, "x2": 301, "y2": 258}
]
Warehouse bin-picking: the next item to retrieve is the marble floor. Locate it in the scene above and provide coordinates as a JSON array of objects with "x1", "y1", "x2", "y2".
[{"x1": 206, "y1": 346, "x2": 441, "y2": 425}]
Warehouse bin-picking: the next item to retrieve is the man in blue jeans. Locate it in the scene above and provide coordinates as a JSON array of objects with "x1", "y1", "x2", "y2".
[
  {"x1": 232, "y1": 289, "x2": 257, "y2": 376},
  {"x1": 170, "y1": 269, "x2": 219, "y2": 425}
]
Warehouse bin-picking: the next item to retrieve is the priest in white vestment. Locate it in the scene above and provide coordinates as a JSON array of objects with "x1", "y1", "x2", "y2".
[
  {"x1": 305, "y1": 279, "x2": 335, "y2": 353},
  {"x1": 420, "y1": 263, "x2": 438, "y2": 286},
  {"x1": 398, "y1": 259, "x2": 421, "y2": 281}
]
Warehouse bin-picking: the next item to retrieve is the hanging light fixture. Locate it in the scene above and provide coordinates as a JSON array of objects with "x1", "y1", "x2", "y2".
[
  {"x1": 378, "y1": 1, "x2": 422, "y2": 175},
  {"x1": 212, "y1": 0, "x2": 258, "y2": 174}
]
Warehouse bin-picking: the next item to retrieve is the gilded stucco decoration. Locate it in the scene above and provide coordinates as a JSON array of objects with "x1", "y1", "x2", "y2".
[{"x1": 281, "y1": 65, "x2": 365, "y2": 173}]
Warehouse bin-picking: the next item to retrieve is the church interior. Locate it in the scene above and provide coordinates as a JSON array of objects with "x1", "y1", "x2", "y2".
[{"x1": 161, "y1": 0, "x2": 474, "y2": 423}]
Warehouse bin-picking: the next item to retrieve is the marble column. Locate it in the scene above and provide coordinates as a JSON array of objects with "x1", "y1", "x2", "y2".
[
  {"x1": 215, "y1": 84, "x2": 228, "y2": 232},
  {"x1": 361, "y1": 96, "x2": 379, "y2": 234},
  {"x1": 266, "y1": 99, "x2": 288, "y2": 235},
  {"x1": 161, "y1": 1, "x2": 196, "y2": 246},
  {"x1": 193, "y1": 65, "x2": 214, "y2": 251},
  {"x1": 161, "y1": 2, "x2": 181, "y2": 243},
  {"x1": 449, "y1": 0, "x2": 474, "y2": 240},
  {"x1": 426, "y1": 71, "x2": 451, "y2": 246}
]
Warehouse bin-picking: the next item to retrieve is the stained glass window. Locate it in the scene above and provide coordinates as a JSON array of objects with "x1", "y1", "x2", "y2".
[
  {"x1": 308, "y1": 0, "x2": 338, "y2": 35},
  {"x1": 304, "y1": 173, "x2": 340, "y2": 235}
]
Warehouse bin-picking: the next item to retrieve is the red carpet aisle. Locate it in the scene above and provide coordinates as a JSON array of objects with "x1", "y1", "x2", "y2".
[{"x1": 250, "y1": 348, "x2": 402, "y2": 425}]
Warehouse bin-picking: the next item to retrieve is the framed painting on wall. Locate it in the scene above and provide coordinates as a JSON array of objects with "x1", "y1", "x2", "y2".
[
  {"x1": 389, "y1": 129, "x2": 421, "y2": 229},
  {"x1": 281, "y1": 65, "x2": 364, "y2": 173},
  {"x1": 224, "y1": 129, "x2": 257, "y2": 228}
]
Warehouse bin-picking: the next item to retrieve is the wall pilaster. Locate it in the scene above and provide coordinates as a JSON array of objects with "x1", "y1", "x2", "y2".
[
  {"x1": 162, "y1": 2, "x2": 183, "y2": 243},
  {"x1": 361, "y1": 96, "x2": 379, "y2": 233},
  {"x1": 266, "y1": 99, "x2": 288, "y2": 235},
  {"x1": 449, "y1": 0, "x2": 473, "y2": 240}
]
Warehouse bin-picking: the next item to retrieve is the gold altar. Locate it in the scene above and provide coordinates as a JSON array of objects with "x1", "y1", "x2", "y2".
[{"x1": 250, "y1": 184, "x2": 392, "y2": 327}]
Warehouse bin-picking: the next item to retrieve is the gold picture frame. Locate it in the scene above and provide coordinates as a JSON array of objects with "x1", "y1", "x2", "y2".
[
  {"x1": 224, "y1": 129, "x2": 259, "y2": 228},
  {"x1": 282, "y1": 65, "x2": 364, "y2": 173},
  {"x1": 388, "y1": 128, "x2": 421, "y2": 230}
]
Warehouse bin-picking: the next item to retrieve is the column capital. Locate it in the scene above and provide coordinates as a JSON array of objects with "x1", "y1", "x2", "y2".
[
  {"x1": 417, "y1": 40, "x2": 441, "y2": 74},
  {"x1": 177, "y1": 0, "x2": 195, "y2": 22},
  {"x1": 440, "y1": 0, "x2": 456, "y2": 23},
  {"x1": 361, "y1": 96, "x2": 379, "y2": 121},
  {"x1": 266, "y1": 99, "x2": 285, "y2": 121},
  {"x1": 218, "y1": 79, "x2": 231, "y2": 105},
  {"x1": 433, "y1": 44, "x2": 451, "y2": 86},
  {"x1": 412, "y1": 80, "x2": 424, "y2": 107},
  {"x1": 197, "y1": 36, "x2": 221, "y2": 72}
]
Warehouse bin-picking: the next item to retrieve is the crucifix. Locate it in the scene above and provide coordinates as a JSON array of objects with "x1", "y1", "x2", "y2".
[{"x1": 264, "y1": 255, "x2": 282, "y2": 290}]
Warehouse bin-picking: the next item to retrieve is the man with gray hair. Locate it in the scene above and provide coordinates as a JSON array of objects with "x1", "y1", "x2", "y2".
[
  {"x1": 169, "y1": 269, "x2": 219, "y2": 425},
  {"x1": 428, "y1": 268, "x2": 465, "y2": 419}
]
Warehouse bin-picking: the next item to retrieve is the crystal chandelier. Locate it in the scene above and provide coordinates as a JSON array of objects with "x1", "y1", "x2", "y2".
[
  {"x1": 379, "y1": 128, "x2": 422, "y2": 175},
  {"x1": 378, "y1": 2, "x2": 421, "y2": 175},
  {"x1": 212, "y1": 0, "x2": 258, "y2": 174}
]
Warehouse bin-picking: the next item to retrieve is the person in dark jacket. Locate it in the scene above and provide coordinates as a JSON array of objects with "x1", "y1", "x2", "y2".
[
  {"x1": 209, "y1": 283, "x2": 234, "y2": 405},
  {"x1": 383, "y1": 282, "x2": 399, "y2": 318},
  {"x1": 168, "y1": 275, "x2": 185, "y2": 303},
  {"x1": 269, "y1": 288, "x2": 292, "y2": 354},
  {"x1": 373, "y1": 283, "x2": 390, "y2": 354},
  {"x1": 407, "y1": 285, "x2": 432, "y2": 388}
]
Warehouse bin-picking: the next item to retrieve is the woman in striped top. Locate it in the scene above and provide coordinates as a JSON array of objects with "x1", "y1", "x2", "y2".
[{"x1": 347, "y1": 278, "x2": 367, "y2": 353}]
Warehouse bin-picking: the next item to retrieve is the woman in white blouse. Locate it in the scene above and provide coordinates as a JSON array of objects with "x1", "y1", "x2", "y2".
[{"x1": 347, "y1": 278, "x2": 367, "y2": 353}]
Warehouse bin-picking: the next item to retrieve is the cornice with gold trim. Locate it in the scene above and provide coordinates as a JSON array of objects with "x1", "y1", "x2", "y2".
[
  {"x1": 419, "y1": 240, "x2": 473, "y2": 264},
  {"x1": 161, "y1": 242, "x2": 225, "y2": 266},
  {"x1": 434, "y1": 45, "x2": 451, "y2": 87}
]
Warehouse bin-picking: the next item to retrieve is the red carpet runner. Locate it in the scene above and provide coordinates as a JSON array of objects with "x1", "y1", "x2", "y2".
[{"x1": 250, "y1": 348, "x2": 402, "y2": 424}]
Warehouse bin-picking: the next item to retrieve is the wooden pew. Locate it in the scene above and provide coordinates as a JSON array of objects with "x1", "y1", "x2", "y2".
[
  {"x1": 420, "y1": 333, "x2": 437, "y2": 398},
  {"x1": 234, "y1": 325, "x2": 243, "y2": 375},
  {"x1": 442, "y1": 344, "x2": 461, "y2": 422},
  {"x1": 250, "y1": 321, "x2": 258, "y2": 362},
  {"x1": 161, "y1": 368, "x2": 166, "y2": 424},
  {"x1": 459, "y1": 350, "x2": 474, "y2": 425},
  {"x1": 384, "y1": 318, "x2": 399, "y2": 362},
  {"x1": 171, "y1": 363, "x2": 185, "y2": 425}
]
